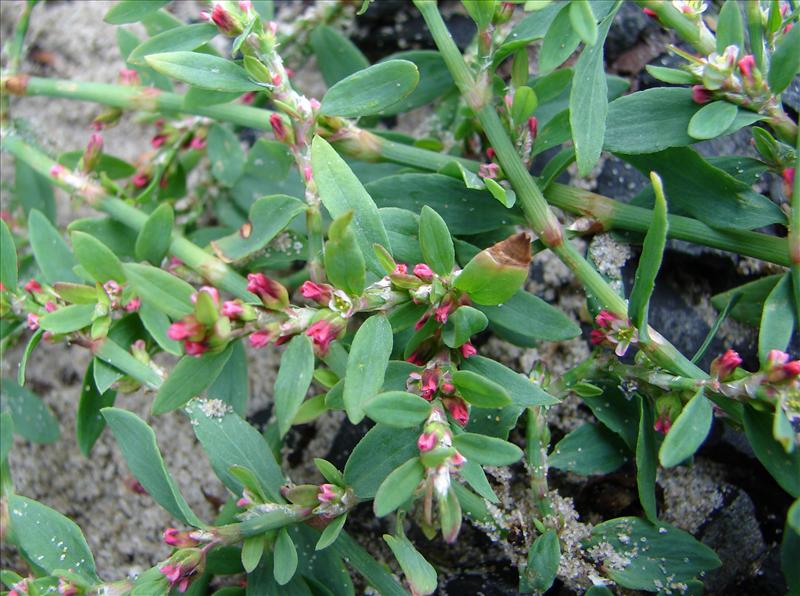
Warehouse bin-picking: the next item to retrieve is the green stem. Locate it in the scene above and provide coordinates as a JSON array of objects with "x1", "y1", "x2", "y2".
[
  {"x1": 791, "y1": 134, "x2": 800, "y2": 322},
  {"x1": 634, "y1": 0, "x2": 715, "y2": 54},
  {"x1": 1, "y1": 132, "x2": 257, "y2": 303},
  {"x1": 746, "y1": 1, "x2": 766, "y2": 71},
  {"x1": 415, "y1": 0, "x2": 703, "y2": 377},
  {"x1": 7, "y1": 0, "x2": 37, "y2": 75},
  {"x1": 526, "y1": 406, "x2": 552, "y2": 518}
]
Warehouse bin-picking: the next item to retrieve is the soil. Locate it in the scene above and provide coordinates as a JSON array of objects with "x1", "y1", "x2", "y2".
[{"x1": 1, "y1": 1, "x2": 796, "y2": 594}]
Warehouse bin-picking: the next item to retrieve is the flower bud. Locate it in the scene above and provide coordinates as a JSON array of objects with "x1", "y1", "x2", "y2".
[
  {"x1": 269, "y1": 113, "x2": 290, "y2": 143},
  {"x1": 248, "y1": 329, "x2": 275, "y2": 349},
  {"x1": 460, "y1": 342, "x2": 477, "y2": 358},
  {"x1": 305, "y1": 319, "x2": 344, "y2": 356},
  {"x1": 208, "y1": 2, "x2": 243, "y2": 36},
  {"x1": 710, "y1": 349, "x2": 742, "y2": 381},
  {"x1": 691, "y1": 85, "x2": 713, "y2": 104},
  {"x1": 413, "y1": 263, "x2": 434, "y2": 282},
  {"x1": 247, "y1": 272, "x2": 289, "y2": 310},
  {"x1": 81, "y1": 133, "x2": 103, "y2": 173},
  {"x1": 301, "y1": 281, "x2": 333, "y2": 305}
]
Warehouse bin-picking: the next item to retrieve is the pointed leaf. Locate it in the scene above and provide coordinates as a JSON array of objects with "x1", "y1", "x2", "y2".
[
  {"x1": 0, "y1": 378, "x2": 60, "y2": 444},
  {"x1": 569, "y1": 0, "x2": 598, "y2": 46},
  {"x1": 128, "y1": 22, "x2": 218, "y2": 65},
  {"x1": 364, "y1": 391, "x2": 432, "y2": 428},
  {"x1": 320, "y1": 60, "x2": 420, "y2": 118},
  {"x1": 0, "y1": 220, "x2": 17, "y2": 290},
  {"x1": 768, "y1": 24, "x2": 800, "y2": 94},
  {"x1": 451, "y1": 370, "x2": 512, "y2": 408},
  {"x1": 274, "y1": 528, "x2": 298, "y2": 585},
  {"x1": 316, "y1": 514, "x2": 347, "y2": 551},
  {"x1": 716, "y1": 0, "x2": 744, "y2": 52},
  {"x1": 758, "y1": 273, "x2": 795, "y2": 364},
  {"x1": 743, "y1": 406, "x2": 800, "y2": 497},
  {"x1": 135, "y1": 203, "x2": 174, "y2": 264},
  {"x1": 105, "y1": 0, "x2": 170, "y2": 24},
  {"x1": 275, "y1": 334, "x2": 315, "y2": 437},
  {"x1": 418, "y1": 205, "x2": 454, "y2": 276},
  {"x1": 635, "y1": 398, "x2": 658, "y2": 522},
  {"x1": 145, "y1": 51, "x2": 262, "y2": 92},
  {"x1": 325, "y1": 212, "x2": 366, "y2": 295},
  {"x1": 442, "y1": 306, "x2": 488, "y2": 348},
  {"x1": 522, "y1": 529, "x2": 560, "y2": 592},
  {"x1": 659, "y1": 389, "x2": 713, "y2": 468},
  {"x1": 76, "y1": 361, "x2": 116, "y2": 456},
  {"x1": 310, "y1": 25, "x2": 369, "y2": 87},
  {"x1": 383, "y1": 533, "x2": 437, "y2": 596},
  {"x1": 28, "y1": 209, "x2": 79, "y2": 284},
  {"x1": 373, "y1": 457, "x2": 424, "y2": 517},
  {"x1": 344, "y1": 425, "x2": 420, "y2": 499},
  {"x1": 687, "y1": 101, "x2": 738, "y2": 140},
  {"x1": 452, "y1": 433, "x2": 523, "y2": 466},
  {"x1": 123, "y1": 263, "x2": 194, "y2": 319},
  {"x1": 151, "y1": 345, "x2": 234, "y2": 414},
  {"x1": 343, "y1": 315, "x2": 392, "y2": 423},
  {"x1": 71, "y1": 231, "x2": 125, "y2": 283}
]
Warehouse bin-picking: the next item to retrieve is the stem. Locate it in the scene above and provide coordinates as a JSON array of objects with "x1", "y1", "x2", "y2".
[
  {"x1": 415, "y1": 0, "x2": 703, "y2": 378},
  {"x1": 791, "y1": 134, "x2": 800, "y2": 322},
  {"x1": 8, "y1": 75, "x2": 791, "y2": 267},
  {"x1": 1, "y1": 132, "x2": 257, "y2": 303},
  {"x1": 7, "y1": 0, "x2": 36, "y2": 75},
  {"x1": 634, "y1": 0, "x2": 716, "y2": 54},
  {"x1": 526, "y1": 407, "x2": 552, "y2": 518},
  {"x1": 746, "y1": 1, "x2": 766, "y2": 71}
]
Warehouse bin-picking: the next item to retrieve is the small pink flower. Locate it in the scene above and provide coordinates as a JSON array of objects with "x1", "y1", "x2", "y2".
[
  {"x1": 125, "y1": 297, "x2": 141, "y2": 312},
  {"x1": 221, "y1": 300, "x2": 243, "y2": 318},
  {"x1": 184, "y1": 341, "x2": 208, "y2": 356},
  {"x1": 414, "y1": 314, "x2": 430, "y2": 331},
  {"x1": 303, "y1": 164, "x2": 313, "y2": 183},
  {"x1": 27, "y1": 313, "x2": 39, "y2": 330},
  {"x1": 528, "y1": 116, "x2": 538, "y2": 140},
  {"x1": 189, "y1": 136, "x2": 207, "y2": 150},
  {"x1": 163, "y1": 528, "x2": 182, "y2": 546},
  {"x1": 167, "y1": 319, "x2": 204, "y2": 341},
  {"x1": 737, "y1": 54, "x2": 756, "y2": 79},
  {"x1": 211, "y1": 3, "x2": 238, "y2": 35},
  {"x1": 300, "y1": 281, "x2": 332, "y2": 304},
  {"x1": 44, "y1": 301, "x2": 57, "y2": 313},
  {"x1": 104, "y1": 280, "x2": 121, "y2": 295},
  {"x1": 783, "y1": 360, "x2": 800, "y2": 378},
  {"x1": 435, "y1": 300, "x2": 452, "y2": 324},
  {"x1": 193, "y1": 286, "x2": 220, "y2": 306},
  {"x1": 654, "y1": 412, "x2": 672, "y2": 434},
  {"x1": 240, "y1": 91, "x2": 256, "y2": 104},
  {"x1": 49, "y1": 164, "x2": 65, "y2": 178},
  {"x1": 710, "y1": 349, "x2": 742, "y2": 381},
  {"x1": 460, "y1": 342, "x2": 477, "y2": 358},
  {"x1": 119, "y1": 68, "x2": 140, "y2": 85},
  {"x1": 151, "y1": 134, "x2": 167, "y2": 149},
  {"x1": 24, "y1": 279, "x2": 41, "y2": 293},
  {"x1": 783, "y1": 167, "x2": 795, "y2": 196},
  {"x1": 595, "y1": 310, "x2": 617, "y2": 328},
  {"x1": 236, "y1": 495, "x2": 251, "y2": 507},
  {"x1": 247, "y1": 272, "x2": 287, "y2": 309},
  {"x1": 132, "y1": 172, "x2": 150, "y2": 188},
  {"x1": 450, "y1": 451, "x2": 466, "y2": 466},
  {"x1": 691, "y1": 85, "x2": 713, "y2": 104},
  {"x1": 446, "y1": 398, "x2": 469, "y2": 426},
  {"x1": 417, "y1": 432, "x2": 437, "y2": 452},
  {"x1": 305, "y1": 320, "x2": 339, "y2": 356},
  {"x1": 393, "y1": 263, "x2": 408, "y2": 275},
  {"x1": 642, "y1": 7, "x2": 657, "y2": 18},
  {"x1": 479, "y1": 162, "x2": 500, "y2": 179},
  {"x1": 249, "y1": 329, "x2": 274, "y2": 349},
  {"x1": 270, "y1": 113, "x2": 287, "y2": 142},
  {"x1": 413, "y1": 263, "x2": 434, "y2": 281},
  {"x1": 272, "y1": 73, "x2": 282, "y2": 86},
  {"x1": 318, "y1": 483, "x2": 338, "y2": 503},
  {"x1": 239, "y1": 0, "x2": 252, "y2": 12},
  {"x1": 406, "y1": 350, "x2": 427, "y2": 366},
  {"x1": 441, "y1": 381, "x2": 455, "y2": 395},
  {"x1": 57, "y1": 578, "x2": 79, "y2": 596},
  {"x1": 590, "y1": 328, "x2": 606, "y2": 345},
  {"x1": 420, "y1": 369, "x2": 439, "y2": 400},
  {"x1": 309, "y1": 98, "x2": 321, "y2": 110}
]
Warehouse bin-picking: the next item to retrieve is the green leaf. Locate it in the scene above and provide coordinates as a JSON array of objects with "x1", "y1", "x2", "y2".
[
  {"x1": 451, "y1": 370, "x2": 512, "y2": 408},
  {"x1": 462, "y1": 0, "x2": 496, "y2": 29},
  {"x1": 550, "y1": 423, "x2": 628, "y2": 475},
  {"x1": 383, "y1": 533, "x2": 437, "y2": 596},
  {"x1": 102, "y1": 407, "x2": 204, "y2": 526},
  {"x1": 28, "y1": 209, "x2": 79, "y2": 284},
  {"x1": 783, "y1": 499, "x2": 800, "y2": 593},
  {"x1": 628, "y1": 172, "x2": 668, "y2": 337},
  {"x1": 123, "y1": 263, "x2": 194, "y2": 319},
  {"x1": 76, "y1": 361, "x2": 116, "y2": 456},
  {"x1": 569, "y1": 0, "x2": 598, "y2": 45},
  {"x1": 320, "y1": 60, "x2": 420, "y2": 118},
  {"x1": 586, "y1": 517, "x2": 721, "y2": 590},
  {"x1": 138, "y1": 300, "x2": 182, "y2": 355},
  {"x1": 344, "y1": 425, "x2": 419, "y2": 498},
  {"x1": 768, "y1": 23, "x2": 800, "y2": 94},
  {"x1": 325, "y1": 212, "x2": 366, "y2": 295},
  {"x1": 316, "y1": 513, "x2": 347, "y2": 551},
  {"x1": 8, "y1": 495, "x2": 100, "y2": 583},
  {"x1": 128, "y1": 22, "x2": 218, "y2": 65},
  {"x1": 135, "y1": 203, "x2": 174, "y2": 264},
  {"x1": 105, "y1": 0, "x2": 170, "y2": 24},
  {"x1": 15, "y1": 160, "x2": 55, "y2": 224},
  {"x1": 418, "y1": 205, "x2": 454, "y2": 275},
  {"x1": 208, "y1": 123, "x2": 246, "y2": 187},
  {"x1": 310, "y1": 25, "x2": 369, "y2": 87},
  {"x1": 145, "y1": 52, "x2": 262, "y2": 92},
  {"x1": 712, "y1": 274, "x2": 783, "y2": 326},
  {"x1": 39, "y1": 304, "x2": 96, "y2": 335},
  {"x1": 0, "y1": 220, "x2": 18, "y2": 290},
  {"x1": 274, "y1": 528, "x2": 298, "y2": 585},
  {"x1": 69, "y1": 217, "x2": 138, "y2": 258},
  {"x1": 71, "y1": 231, "x2": 125, "y2": 283},
  {"x1": 0, "y1": 378, "x2": 60, "y2": 444},
  {"x1": 461, "y1": 356, "x2": 558, "y2": 407},
  {"x1": 687, "y1": 100, "x2": 738, "y2": 140},
  {"x1": 151, "y1": 345, "x2": 233, "y2": 414},
  {"x1": 242, "y1": 536, "x2": 265, "y2": 573},
  {"x1": 580, "y1": 380, "x2": 639, "y2": 450},
  {"x1": 658, "y1": 389, "x2": 713, "y2": 468},
  {"x1": 0, "y1": 411, "x2": 13, "y2": 462},
  {"x1": 716, "y1": 1, "x2": 744, "y2": 52},
  {"x1": 364, "y1": 391, "x2": 432, "y2": 428},
  {"x1": 743, "y1": 406, "x2": 800, "y2": 497},
  {"x1": 312, "y1": 137, "x2": 391, "y2": 278},
  {"x1": 606, "y1": 88, "x2": 762, "y2": 154},
  {"x1": 373, "y1": 458, "x2": 424, "y2": 516},
  {"x1": 569, "y1": 4, "x2": 617, "y2": 176},
  {"x1": 94, "y1": 337, "x2": 163, "y2": 389},
  {"x1": 208, "y1": 341, "x2": 249, "y2": 416},
  {"x1": 343, "y1": 315, "x2": 392, "y2": 423},
  {"x1": 442, "y1": 306, "x2": 488, "y2": 348},
  {"x1": 644, "y1": 65, "x2": 695, "y2": 84},
  {"x1": 185, "y1": 399, "x2": 285, "y2": 502},
  {"x1": 275, "y1": 335, "x2": 315, "y2": 437},
  {"x1": 484, "y1": 178, "x2": 516, "y2": 208},
  {"x1": 539, "y1": 3, "x2": 581, "y2": 73},
  {"x1": 378, "y1": 50, "x2": 454, "y2": 115},
  {"x1": 522, "y1": 529, "x2": 560, "y2": 592},
  {"x1": 758, "y1": 273, "x2": 795, "y2": 364},
  {"x1": 635, "y1": 398, "x2": 658, "y2": 522},
  {"x1": 453, "y1": 433, "x2": 523, "y2": 466},
  {"x1": 211, "y1": 195, "x2": 305, "y2": 263},
  {"x1": 476, "y1": 289, "x2": 581, "y2": 343}
]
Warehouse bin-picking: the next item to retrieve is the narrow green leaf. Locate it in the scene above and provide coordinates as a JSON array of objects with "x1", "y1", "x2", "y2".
[
  {"x1": 39, "y1": 304, "x2": 96, "y2": 335},
  {"x1": 0, "y1": 378, "x2": 60, "y2": 444},
  {"x1": 550, "y1": 423, "x2": 628, "y2": 475},
  {"x1": 378, "y1": 50, "x2": 455, "y2": 115},
  {"x1": 418, "y1": 205, "x2": 454, "y2": 276},
  {"x1": 94, "y1": 337, "x2": 163, "y2": 389},
  {"x1": 687, "y1": 100, "x2": 738, "y2": 140},
  {"x1": 522, "y1": 529, "x2": 560, "y2": 592},
  {"x1": 185, "y1": 400, "x2": 285, "y2": 502},
  {"x1": 636, "y1": 398, "x2": 658, "y2": 522},
  {"x1": 105, "y1": 0, "x2": 170, "y2": 24},
  {"x1": 208, "y1": 123, "x2": 245, "y2": 187},
  {"x1": 316, "y1": 514, "x2": 347, "y2": 551},
  {"x1": 451, "y1": 370, "x2": 512, "y2": 408},
  {"x1": 123, "y1": 263, "x2": 194, "y2": 319},
  {"x1": 128, "y1": 22, "x2": 218, "y2": 65},
  {"x1": 311, "y1": 136, "x2": 391, "y2": 278},
  {"x1": 275, "y1": 335, "x2": 315, "y2": 437},
  {"x1": 320, "y1": 60, "x2": 420, "y2": 118},
  {"x1": 768, "y1": 24, "x2": 800, "y2": 94},
  {"x1": 758, "y1": 273, "x2": 795, "y2": 364},
  {"x1": 138, "y1": 301, "x2": 182, "y2": 355},
  {"x1": 274, "y1": 528, "x2": 298, "y2": 585},
  {"x1": 135, "y1": 203, "x2": 174, "y2": 264},
  {"x1": 539, "y1": 3, "x2": 581, "y2": 73},
  {"x1": 452, "y1": 433, "x2": 523, "y2": 466},
  {"x1": 644, "y1": 65, "x2": 695, "y2": 84},
  {"x1": 743, "y1": 406, "x2": 800, "y2": 497},
  {"x1": 17, "y1": 329, "x2": 43, "y2": 386},
  {"x1": 331, "y1": 531, "x2": 407, "y2": 596},
  {"x1": 344, "y1": 425, "x2": 419, "y2": 499},
  {"x1": 343, "y1": 315, "x2": 392, "y2": 423},
  {"x1": 373, "y1": 457, "x2": 424, "y2": 516},
  {"x1": 0, "y1": 220, "x2": 18, "y2": 290},
  {"x1": 145, "y1": 51, "x2": 262, "y2": 92},
  {"x1": 325, "y1": 212, "x2": 366, "y2": 295},
  {"x1": 716, "y1": 0, "x2": 744, "y2": 52},
  {"x1": 76, "y1": 361, "x2": 116, "y2": 456},
  {"x1": 477, "y1": 289, "x2": 581, "y2": 343},
  {"x1": 310, "y1": 25, "x2": 369, "y2": 87},
  {"x1": 15, "y1": 160, "x2": 55, "y2": 224},
  {"x1": 8, "y1": 495, "x2": 100, "y2": 583},
  {"x1": 659, "y1": 390, "x2": 713, "y2": 470},
  {"x1": 364, "y1": 391, "x2": 432, "y2": 428},
  {"x1": 102, "y1": 407, "x2": 204, "y2": 526},
  {"x1": 71, "y1": 231, "x2": 126, "y2": 283},
  {"x1": 151, "y1": 345, "x2": 233, "y2": 414},
  {"x1": 569, "y1": 0, "x2": 598, "y2": 45},
  {"x1": 314, "y1": 458, "x2": 345, "y2": 486},
  {"x1": 628, "y1": 172, "x2": 668, "y2": 338},
  {"x1": 28, "y1": 209, "x2": 79, "y2": 284},
  {"x1": 383, "y1": 533, "x2": 437, "y2": 596},
  {"x1": 461, "y1": 356, "x2": 558, "y2": 407}
]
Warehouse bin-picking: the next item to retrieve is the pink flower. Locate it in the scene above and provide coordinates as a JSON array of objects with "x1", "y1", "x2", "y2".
[
  {"x1": 44, "y1": 301, "x2": 57, "y2": 313},
  {"x1": 239, "y1": 0, "x2": 252, "y2": 12},
  {"x1": 446, "y1": 398, "x2": 469, "y2": 426},
  {"x1": 236, "y1": 495, "x2": 251, "y2": 507},
  {"x1": 125, "y1": 297, "x2": 141, "y2": 312},
  {"x1": 406, "y1": 350, "x2": 427, "y2": 366},
  {"x1": 441, "y1": 381, "x2": 455, "y2": 395},
  {"x1": 784, "y1": 360, "x2": 800, "y2": 378},
  {"x1": 413, "y1": 263, "x2": 434, "y2": 281},
  {"x1": 249, "y1": 329, "x2": 274, "y2": 349},
  {"x1": 57, "y1": 578, "x2": 79, "y2": 596},
  {"x1": 393, "y1": 263, "x2": 408, "y2": 275},
  {"x1": 783, "y1": 167, "x2": 795, "y2": 197},
  {"x1": 450, "y1": 451, "x2": 466, "y2": 466},
  {"x1": 24, "y1": 279, "x2": 41, "y2": 293},
  {"x1": 193, "y1": 286, "x2": 220, "y2": 306},
  {"x1": 210, "y1": 3, "x2": 238, "y2": 35},
  {"x1": 460, "y1": 342, "x2": 477, "y2": 358},
  {"x1": 417, "y1": 432, "x2": 437, "y2": 452},
  {"x1": 420, "y1": 369, "x2": 439, "y2": 400},
  {"x1": 737, "y1": 54, "x2": 756, "y2": 79},
  {"x1": 163, "y1": 528, "x2": 199, "y2": 548},
  {"x1": 642, "y1": 7, "x2": 657, "y2": 18},
  {"x1": 317, "y1": 483, "x2": 338, "y2": 503},
  {"x1": 49, "y1": 164, "x2": 65, "y2": 178},
  {"x1": 691, "y1": 85, "x2": 713, "y2": 104},
  {"x1": 479, "y1": 162, "x2": 500, "y2": 179},
  {"x1": 240, "y1": 91, "x2": 256, "y2": 105},
  {"x1": 270, "y1": 113, "x2": 288, "y2": 142},
  {"x1": 119, "y1": 68, "x2": 140, "y2": 85},
  {"x1": 595, "y1": 310, "x2": 618, "y2": 328},
  {"x1": 167, "y1": 319, "x2": 204, "y2": 341},
  {"x1": 435, "y1": 299, "x2": 453, "y2": 324},
  {"x1": 27, "y1": 313, "x2": 39, "y2": 331},
  {"x1": 159, "y1": 559, "x2": 200, "y2": 593},
  {"x1": 590, "y1": 329, "x2": 606, "y2": 345},
  {"x1": 184, "y1": 341, "x2": 208, "y2": 356},
  {"x1": 221, "y1": 300, "x2": 243, "y2": 318},
  {"x1": 414, "y1": 314, "x2": 430, "y2": 331},
  {"x1": 654, "y1": 412, "x2": 672, "y2": 434},
  {"x1": 303, "y1": 164, "x2": 313, "y2": 183},
  {"x1": 132, "y1": 172, "x2": 150, "y2": 188},
  {"x1": 300, "y1": 281, "x2": 332, "y2": 304},
  {"x1": 305, "y1": 320, "x2": 339, "y2": 355},
  {"x1": 247, "y1": 273, "x2": 288, "y2": 309},
  {"x1": 710, "y1": 349, "x2": 742, "y2": 381},
  {"x1": 528, "y1": 116, "x2": 538, "y2": 140},
  {"x1": 309, "y1": 98, "x2": 321, "y2": 110},
  {"x1": 189, "y1": 136, "x2": 207, "y2": 150},
  {"x1": 151, "y1": 134, "x2": 167, "y2": 149}
]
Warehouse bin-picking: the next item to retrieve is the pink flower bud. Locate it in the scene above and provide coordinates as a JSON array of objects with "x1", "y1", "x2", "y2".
[
  {"x1": 691, "y1": 85, "x2": 713, "y2": 104},
  {"x1": 49, "y1": 164, "x2": 65, "y2": 178},
  {"x1": 417, "y1": 432, "x2": 437, "y2": 452},
  {"x1": 211, "y1": 3, "x2": 240, "y2": 35},
  {"x1": 479, "y1": 162, "x2": 500, "y2": 179},
  {"x1": 240, "y1": 91, "x2": 256, "y2": 105},
  {"x1": 446, "y1": 398, "x2": 470, "y2": 426},
  {"x1": 406, "y1": 350, "x2": 427, "y2": 366},
  {"x1": 167, "y1": 320, "x2": 204, "y2": 341},
  {"x1": 595, "y1": 310, "x2": 617, "y2": 328},
  {"x1": 221, "y1": 300, "x2": 243, "y2": 318},
  {"x1": 163, "y1": 528, "x2": 182, "y2": 546},
  {"x1": 125, "y1": 297, "x2": 141, "y2": 312},
  {"x1": 132, "y1": 172, "x2": 150, "y2": 188},
  {"x1": 420, "y1": 369, "x2": 439, "y2": 400},
  {"x1": 441, "y1": 381, "x2": 456, "y2": 395},
  {"x1": 249, "y1": 329, "x2": 274, "y2": 349},
  {"x1": 435, "y1": 300, "x2": 453, "y2": 324},
  {"x1": 82, "y1": 132, "x2": 103, "y2": 172},
  {"x1": 24, "y1": 279, "x2": 42, "y2": 293},
  {"x1": 317, "y1": 483, "x2": 338, "y2": 503},
  {"x1": 413, "y1": 263, "x2": 434, "y2": 281},
  {"x1": 738, "y1": 54, "x2": 755, "y2": 79},
  {"x1": 184, "y1": 341, "x2": 208, "y2": 356},
  {"x1": 270, "y1": 113, "x2": 287, "y2": 141},
  {"x1": 487, "y1": 147, "x2": 495, "y2": 160},
  {"x1": 119, "y1": 68, "x2": 140, "y2": 85},
  {"x1": 44, "y1": 301, "x2": 57, "y2": 313},
  {"x1": 783, "y1": 360, "x2": 800, "y2": 378},
  {"x1": 654, "y1": 412, "x2": 672, "y2": 434},
  {"x1": 300, "y1": 281, "x2": 332, "y2": 305},
  {"x1": 151, "y1": 134, "x2": 167, "y2": 149},
  {"x1": 642, "y1": 7, "x2": 657, "y2": 18},
  {"x1": 528, "y1": 116, "x2": 538, "y2": 140},
  {"x1": 57, "y1": 578, "x2": 79, "y2": 596},
  {"x1": 305, "y1": 320, "x2": 340, "y2": 356},
  {"x1": 247, "y1": 273, "x2": 289, "y2": 309},
  {"x1": 194, "y1": 286, "x2": 220, "y2": 307},
  {"x1": 236, "y1": 496, "x2": 251, "y2": 507},
  {"x1": 239, "y1": 0, "x2": 252, "y2": 12},
  {"x1": 783, "y1": 167, "x2": 795, "y2": 197},
  {"x1": 450, "y1": 451, "x2": 466, "y2": 466},
  {"x1": 303, "y1": 164, "x2": 313, "y2": 183},
  {"x1": 394, "y1": 263, "x2": 408, "y2": 275},
  {"x1": 27, "y1": 313, "x2": 39, "y2": 330},
  {"x1": 414, "y1": 314, "x2": 430, "y2": 331},
  {"x1": 710, "y1": 349, "x2": 742, "y2": 381},
  {"x1": 309, "y1": 98, "x2": 321, "y2": 110},
  {"x1": 460, "y1": 342, "x2": 477, "y2": 358},
  {"x1": 590, "y1": 328, "x2": 606, "y2": 345}
]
